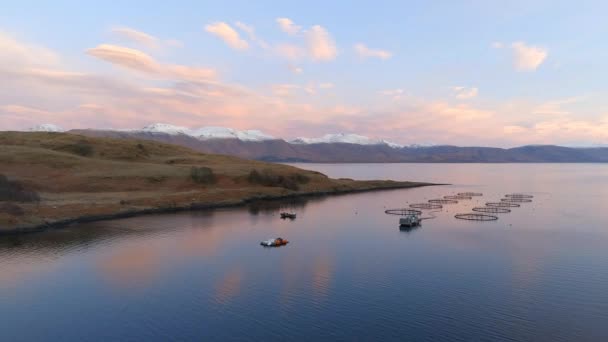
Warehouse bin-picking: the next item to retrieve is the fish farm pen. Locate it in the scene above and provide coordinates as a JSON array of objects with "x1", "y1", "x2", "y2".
[
  {"x1": 458, "y1": 192, "x2": 483, "y2": 196},
  {"x1": 410, "y1": 203, "x2": 443, "y2": 210},
  {"x1": 505, "y1": 194, "x2": 534, "y2": 198},
  {"x1": 384, "y1": 209, "x2": 423, "y2": 216},
  {"x1": 486, "y1": 202, "x2": 520, "y2": 207},
  {"x1": 472, "y1": 207, "x2": 511, "y2": 214},
  {"x1": 455, "y1": 213, "x2": 499, "y2": 221},
  {"x1": 501, "y1": 198, "x2": 533, "y2": 203},
  {"x1": 428, "y1": 199, "x2": 458, "y2": 204},
  {"x1": 444, "y1": 195, "x2": 472, "y2": 200}
]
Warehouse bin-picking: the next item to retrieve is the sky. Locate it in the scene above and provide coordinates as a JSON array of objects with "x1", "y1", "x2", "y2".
[{"x1": 1, "y1": 0, "x2": 607, "y2": 147}]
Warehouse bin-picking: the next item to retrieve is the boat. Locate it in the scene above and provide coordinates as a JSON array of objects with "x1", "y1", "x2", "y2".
[
  {"x1": 399, "y1": 214, "x2": 421, "y2": 228},
  {"x1": 280, "y1": 212, "x2": 297, "y2": 219},
  {"x1": 260, "y1": 237, "x2": 289, "y2": 247}
]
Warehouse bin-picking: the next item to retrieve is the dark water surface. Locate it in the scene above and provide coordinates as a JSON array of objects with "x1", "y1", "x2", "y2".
[{"x1": 1, "y1": 164, "x2": 608, "y2": 341}]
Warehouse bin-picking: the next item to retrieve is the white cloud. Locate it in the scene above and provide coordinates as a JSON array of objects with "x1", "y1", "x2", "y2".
[
  {"x1": 234, "y1": 22, "x2": 254, "y2": 38},
  {"x1": 494, "y1": 41, "x2": 547, "y2": 71},
  {"x1": 272, "y1": 83, "x2": 299, "y2": 97},
  {"x1": 511, "y1": 42, "x2": 547, "y2": 71},
  {"x1": 354, "y1": 43, "x2": 392, "y2": 60},
  {"x1": 306, "y1": 25, "x2": 337, "y2": 61},
  {"x1": 289, "y1": 65, "x2": 303, "y2": 74},
  {"x1": 205, "y1": 22, "x2": 249, "y2": 50},
  {"x1": 276, "y1": 18, "x2": 301, "y2": 35},
  {"x1": 379, "y1": 89, "x2": 404, "y2": 95},
  {"x1": 111, "y1": 27, "x2": 159, "y2": 48},
  {"x1": 531, "y1": 96, "x2": 585, "y2": 116},
  {"x1": 272, "y1": 82, "x2": 334, "y2": 96},
  {"x1": 452, "y1": 86, "x2": 478, "y2": 99},
  {"x1": 110, "y1": 26, "x2": 183, "y2": 49},
  {"x1": 303, "y1": 85, "x2": 316, "y2": 94},
  {"x1": 234, "y1": 21, "x2": 269, "y2": 49},
  {"x1": 427, "y1": 102, "x2": 493, "y2": 120},
  {"x1": 379, "y1": 88, "x2": 405, "y2": 100},
  {"x1": 275, "y1": 43, "x2": 305, "y2": 60},
  {"x1": 273, "y1": 22, "x2": 337, "y2": 63}
]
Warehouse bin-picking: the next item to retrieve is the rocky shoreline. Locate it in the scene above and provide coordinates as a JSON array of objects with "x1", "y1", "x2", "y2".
[{"x1": 3, "y1": 181, "x2": 440, "y2": 235}]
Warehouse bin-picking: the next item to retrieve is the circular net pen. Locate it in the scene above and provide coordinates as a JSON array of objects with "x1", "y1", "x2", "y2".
[
  {"x1": 486, "y1": 202, "x2": 520, "y2": 208},
  {"x1": 385, "y1": 209, "x2": 423, "y2": 216},
  {"x1": 410, "y1": 203, "x2": 443, "y2": 210},
  {"x1": 444, "y1": 195, "x2": 472, "y2": 200},
  {"x1": 505, "y1": 194, "x2": 534, "y2": 199},
  {"x1": 455, "y1": 213, "x2": 498, "y2": 221},
  {"x1": 457, "y1": 192, "x2": 483, "y2": 197},
  {"x1": 501, "y1": 198, "x2": 533, "y2": 203},
  {"x1": 428, "y1": 199, "x2": 458, "y2": 204},
  {"x1": 473, "y1": 207, "x2": 511, "y2": 214}
]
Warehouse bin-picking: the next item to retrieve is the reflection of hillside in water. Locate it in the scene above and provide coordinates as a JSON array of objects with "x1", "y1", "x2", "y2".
[
  {"x1": 0, "y1": 211, "x2": 220, "y2": 289},
  {"x1": 0, "y1": 210, "x2": 217, "y2": 253},
  {"x1": 246, "y1": 196, "x2": 327, "y2": 216}
]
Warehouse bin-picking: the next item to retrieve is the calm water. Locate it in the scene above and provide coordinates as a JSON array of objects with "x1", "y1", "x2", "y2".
[{"x1": 1, "y1": 164, "x2": 608, "y2": 341}]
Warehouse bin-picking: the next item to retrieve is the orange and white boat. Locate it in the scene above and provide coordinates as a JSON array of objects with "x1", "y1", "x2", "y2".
[{"x1": 260, "y1": 237, "x2": 289, "y2": 247}]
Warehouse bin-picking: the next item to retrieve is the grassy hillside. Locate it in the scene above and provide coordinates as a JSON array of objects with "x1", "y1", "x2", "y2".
[{"x1": 0, "y1": 132, "x2": 429, "y2": 232}]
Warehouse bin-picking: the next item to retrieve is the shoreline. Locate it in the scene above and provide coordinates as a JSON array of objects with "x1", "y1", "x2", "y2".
[{"x1": 3, "y1": 182, "x2": 442, "y2": 236}]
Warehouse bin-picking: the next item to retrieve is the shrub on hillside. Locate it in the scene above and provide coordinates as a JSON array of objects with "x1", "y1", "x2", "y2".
[
  {"x1": 190, "y1": 167, "x2": 216, "y2": 184},
  {"x1": 294, "y1": 173, "x2": 311, "y2": 184},
  {"x1": 136, "y1": 143, "x2": 149, "y2": 157},
  {"x1": 0, "y1": 175, "x2": 40, "y2": 202},
  {"x1": 60, "y1": 140, "x2": 94, "y2": 157},
  {"x1": 247, "y1": 169, "x2": 311, "y2": 191}
]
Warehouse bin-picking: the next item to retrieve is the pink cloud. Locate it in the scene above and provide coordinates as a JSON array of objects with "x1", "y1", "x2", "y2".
[
  {"x1": 276, "y1": 18, "x2": 301, "y2": 36},
  {"x1": 354, "y1": 43, "x2": 392, "y2": 60},
  {"x1": 110, "y1": 26, "x2": 159, "y2": 48},
  {"x1": 205, "y1": 22, "x2": 248, "y2": 50},
  {"x1": 306, "y1": 25, "x2": 337, "y2": 61},
  {"x1": 86, "y1": 44, "x2": 216, "y2": 81},
  {"x1": 1, "y1": 31, "x2": 607, "y2": 147}
]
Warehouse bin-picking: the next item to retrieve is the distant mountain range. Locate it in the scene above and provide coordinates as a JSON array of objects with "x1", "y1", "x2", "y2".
[{"x1": 24, "y1": 123, "x2": 608, "y2": 163}]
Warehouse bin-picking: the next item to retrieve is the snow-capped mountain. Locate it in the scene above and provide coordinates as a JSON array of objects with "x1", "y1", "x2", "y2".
[
  {"x1": 139, "y1": 123, "x2": 190, "y2": 135},
  {"x1": 25, "y1": 123, "x2": 417, "y2": 149},
  {"x1": 190, "y1": 127, "x2": 275, "y2": 141},
  {"x1": 130, "y1": 123, "x2": 276, "y2": 142},
  {"x1": 406, "y1": 143, "x2": 436, "y2": 148},
  {"x1": 22, "y1": 123, "x2": 606, "y2": 163},
  {"x1": 290, "y1": 133, "x2": 403, "y2": 149},
  {"x1": 28, "y1": 124, "x2": 65, "y2": 132}
]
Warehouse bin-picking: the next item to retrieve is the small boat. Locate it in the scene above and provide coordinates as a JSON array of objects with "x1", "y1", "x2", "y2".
[
  {"x1": 280, "y1": 212, "x2": 297, "y2": 219},
  {"x1": 260, "y1": 237, "x2": 289, "y2": 247},
  {"x1": 399, "y1": 215, "x2": 421, "y2": 228}
]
